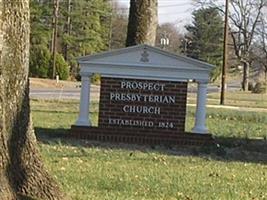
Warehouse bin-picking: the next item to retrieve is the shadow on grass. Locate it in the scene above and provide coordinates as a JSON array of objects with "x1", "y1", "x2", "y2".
[{"x1": 35, "y1": 127, "x2": 267, "y2": 164}]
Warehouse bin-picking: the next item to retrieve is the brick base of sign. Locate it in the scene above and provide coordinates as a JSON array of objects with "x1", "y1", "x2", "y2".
[{"x1": 70, "y1": 126, "x2": 214, "y2": 146}]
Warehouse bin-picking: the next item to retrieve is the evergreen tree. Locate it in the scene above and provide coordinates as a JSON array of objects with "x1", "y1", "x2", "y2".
[
  {"x1": 30, "y1": 0, "x2": 53, "y2": 78},
  {"x1": 29, "y1": 0, "x2": 111, "y2": 79},
  {"x1": 30, "y1": 0, "x2": 52, "y2": 47},
  {"x1": 60, "y1": 0, "x2": 111, "y2": 77},
  {"x1": 184, "y1": 7, "x2": 224, "y2": 81}
]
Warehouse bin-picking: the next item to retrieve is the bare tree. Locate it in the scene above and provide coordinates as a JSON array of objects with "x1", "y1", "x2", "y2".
[
  {"x1": 126, "y1": 0, "x2": 158, "y2": 46},
  {"x1": 155, "y1": 23, "x2": 183, "y2": 53},
  {"x1": 193, "y1": 0, "x2": 266, "y2": 91},
  {"x1": 253, "y1": 15, "x2": 267, "y2": 83},
  {"x1": 229, "y1": 0, "x2": 266, "y2": 90},
  {"x1": 110, "y1": 1, "x2": 128, "y2": 49},
  {"x1": 0, "y1": 1, "x2": 65, "y2": 199}
]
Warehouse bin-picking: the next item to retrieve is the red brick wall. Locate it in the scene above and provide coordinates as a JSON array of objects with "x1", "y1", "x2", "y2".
[
  {"x1": 71, "y1": 125, "x2": 214, "y2": 146},
  {"x1": 98, "y1": 77, "x2": 188, "y2": 134}
]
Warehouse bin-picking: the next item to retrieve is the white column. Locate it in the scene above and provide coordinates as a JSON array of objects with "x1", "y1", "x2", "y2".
[
  {"x1": 192, "y1": 81, "x2": 208, "y2": 134},
  {"x1": 76, "y1": 75, "x2": 91, "y2": 126}
]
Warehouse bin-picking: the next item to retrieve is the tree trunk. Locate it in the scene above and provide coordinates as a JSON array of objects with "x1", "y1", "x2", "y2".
[
  {"x1": 63, "y1": 0, "x2": 72, "y2": 61},
  {"x1": 52, "y1": 0, "x2": 59, "y2": 79},
  {"x1": 242, "y1": 62, "x2": 249, "y2": 91},
  {"x1": 264, "y1": 69, "x2": 267, "y2": 94},
  {"x1": 0, "y1": 1, "x2": 65, "y2": 199},
  {"x1": 126, "y1": 0, "x2": 158, "y2": 47}
]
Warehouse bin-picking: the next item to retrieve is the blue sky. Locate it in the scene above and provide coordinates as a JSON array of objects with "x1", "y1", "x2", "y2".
[{"x1": 118, "y1": 0, "x2": 195, "y2": 32}]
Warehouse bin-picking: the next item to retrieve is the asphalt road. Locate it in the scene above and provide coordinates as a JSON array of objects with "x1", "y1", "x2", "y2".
[
  {"x1": 30, "y1": 85, "x2": 100, "y2": 100},
  {"x1": 30, "y1": 83, "x2": 240, "y2": 100}
]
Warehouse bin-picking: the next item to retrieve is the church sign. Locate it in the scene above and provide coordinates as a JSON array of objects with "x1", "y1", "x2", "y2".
[
  {"x1": 71, "y1": 44, "x2": 214, "y2": 145},
  {"x1": 99, "y1": 77, "x2": 187, "y2": 133}
]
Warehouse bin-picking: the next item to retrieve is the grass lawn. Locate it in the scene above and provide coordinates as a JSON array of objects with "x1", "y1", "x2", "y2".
[
  {"x1": 31, "y1": 99, "x2": 267, "y2": 200},
  {"x1": 187, "y1": 91, "x2": 267, "y2": 109}
]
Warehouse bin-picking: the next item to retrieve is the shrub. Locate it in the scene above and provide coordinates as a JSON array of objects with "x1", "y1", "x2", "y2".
[
  {"x1": 209, "y1": 65, "x2": 221, "y2": 82},
  {"x1": 248, "y1": 82, "x2": 254, "y2": 91},
  {"x1": 51, "y1": 53, "x2": 70, "y2": 80},
  {"x1": 91, "y1": 74, "x2": 101, "y2": 85},
  {"x1": 30, "y1": 45, "x2": 51, "y2": 78},
  {"x1": 252, "y1": 82, "x2": 266, "y2": 94}
]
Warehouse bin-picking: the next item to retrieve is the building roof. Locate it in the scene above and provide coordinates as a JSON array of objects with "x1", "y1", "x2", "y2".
[{"x1": 78, "y1": 44, "x2": 214, "y2": 82}]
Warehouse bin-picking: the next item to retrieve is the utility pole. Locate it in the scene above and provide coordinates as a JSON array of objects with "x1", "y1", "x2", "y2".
[
  {"x1": 220, "y1": 0, "x2": 229, "y2": 105},
  {"x1": 52, "y1": 0, "x2": 59, "y2": 79}
]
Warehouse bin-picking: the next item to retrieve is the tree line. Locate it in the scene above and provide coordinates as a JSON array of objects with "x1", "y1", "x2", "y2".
[
  {"x1": 30, "y1": 0, "x2": 224, "y2": 82},
  {"x1": 30, "y1": 0, "x2": 267, "y2": 92},
  {"x1": 30, "y1": 0, "x2": 111, "y2": 80}
]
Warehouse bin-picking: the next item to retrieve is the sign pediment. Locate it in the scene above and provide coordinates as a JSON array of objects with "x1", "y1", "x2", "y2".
[{"x1": 78, "y1": 44, "x2": 214, "y2": 82}]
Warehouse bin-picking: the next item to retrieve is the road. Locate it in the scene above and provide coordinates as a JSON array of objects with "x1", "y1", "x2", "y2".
[
  {"x1": 30, "y1": 83, "x2": 240, "y2": 100},
  {"x1": 30, "y1": 85, "x2": 100, "y2": 100}
]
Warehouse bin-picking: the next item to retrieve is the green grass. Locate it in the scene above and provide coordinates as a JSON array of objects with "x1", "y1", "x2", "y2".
[
  {"x1": 31, "y1": 99, "x2": 99, "y2": 129},
  {"x1": 31, "y1": 99, "x2": 267, "y2": 200},
  {"x1": 40, "y1": 142, "x2": 267, "y2": 200},
  {"x1": 31, "y1": 99, "x2": 267, "y2": 139},
  {"x1": 187, "y1": 91, "x2": 267, "y2": 108},
  {"x1": 186, "y1": 107, "x2": 267, "y2": 139}
]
